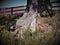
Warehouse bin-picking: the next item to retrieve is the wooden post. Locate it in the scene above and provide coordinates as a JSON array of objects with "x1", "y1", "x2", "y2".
[{"x1": 11, "y1": 8, "x2": 13, "y2": 15}]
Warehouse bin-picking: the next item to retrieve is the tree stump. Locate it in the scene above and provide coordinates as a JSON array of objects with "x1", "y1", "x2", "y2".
[{"x1": 14, "y1": 0, "x2": 53, "y2": 38}]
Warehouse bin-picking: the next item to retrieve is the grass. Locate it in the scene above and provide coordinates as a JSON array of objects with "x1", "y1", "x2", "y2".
[
  {"x1": 0, "y1": 26, "x2": 60, "y2": 45},
  {"x1": 0, "y1": 11, "x2": 60, "y2": 45}
]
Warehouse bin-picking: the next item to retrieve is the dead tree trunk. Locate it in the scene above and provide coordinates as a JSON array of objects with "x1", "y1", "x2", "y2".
[{"x1": 15, "y1": 0, "x2": 53, "y2": 38}]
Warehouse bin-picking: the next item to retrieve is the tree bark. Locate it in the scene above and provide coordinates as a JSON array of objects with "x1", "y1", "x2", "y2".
[{"x1": 14, "y1": 0, "x2": 53, "y2": 38}]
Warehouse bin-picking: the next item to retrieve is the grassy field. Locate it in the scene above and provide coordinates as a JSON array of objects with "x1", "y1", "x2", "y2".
[{"x1": 0, "y1": 11, "x2": 60, "y2": 45}]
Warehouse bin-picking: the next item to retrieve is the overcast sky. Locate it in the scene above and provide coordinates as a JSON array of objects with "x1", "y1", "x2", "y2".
[{"x1": 0, "y1": 0, "x2": 27, "y2": 8}]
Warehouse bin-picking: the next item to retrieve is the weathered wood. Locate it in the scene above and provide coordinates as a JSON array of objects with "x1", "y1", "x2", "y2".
[
  {"x1": 15, "y1": 0, "x2": 53, "y2": 38},
  {"x1": 26, "y1": 0, "x2": 53, "y2": 16}
]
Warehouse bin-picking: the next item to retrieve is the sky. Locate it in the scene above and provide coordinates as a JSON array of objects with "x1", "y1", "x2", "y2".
[
  {"x1": 0, "y1": 0, "x2": 60, "y2": 10},
  {"x1": 0, "y1": 0, "x2": 27, "y2": 8}
]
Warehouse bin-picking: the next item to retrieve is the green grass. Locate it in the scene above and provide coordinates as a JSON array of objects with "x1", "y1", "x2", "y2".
[
  {"x1": 0, "y1": 11, "x2": 60, "y2": 45},
  {"x1": 0, "y1": 26, "x2": 60, "y2": 45}
]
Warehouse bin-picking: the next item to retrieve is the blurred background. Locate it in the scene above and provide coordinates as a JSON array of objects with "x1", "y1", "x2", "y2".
[{"x1": 0, "y1": 0, "x2": 60, "y2": 10}]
